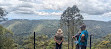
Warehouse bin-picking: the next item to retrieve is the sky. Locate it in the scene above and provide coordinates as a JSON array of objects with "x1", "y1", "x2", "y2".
[{"x1": 0, "y1": 0, "x2": 111, "y2": 21}]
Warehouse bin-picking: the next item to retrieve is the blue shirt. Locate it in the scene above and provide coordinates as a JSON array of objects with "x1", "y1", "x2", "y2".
[{"x1": 78, "y1": 30, "x2": 88, "y2": 46}]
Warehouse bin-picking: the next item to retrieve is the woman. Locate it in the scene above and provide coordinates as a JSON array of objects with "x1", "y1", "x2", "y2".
[{"x1": 54, "y1": 29, "x2": 64, "y2": 49}]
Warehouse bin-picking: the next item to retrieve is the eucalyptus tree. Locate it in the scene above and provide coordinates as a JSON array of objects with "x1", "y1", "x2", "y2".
[
  {"x1": 0, "y1": 8, "x2": 15, "y2": 49},
  {"x1": 0, "y1": 8, "x2": 8, "y2": 22},
  {"x1": 60, "y1": 5, "x2": 84, "y2": 49}
]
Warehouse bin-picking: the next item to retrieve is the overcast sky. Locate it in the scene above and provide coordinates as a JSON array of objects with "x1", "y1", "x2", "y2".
[{"x1": 0, "y1": 0, "x2": 111, "y2": 21}]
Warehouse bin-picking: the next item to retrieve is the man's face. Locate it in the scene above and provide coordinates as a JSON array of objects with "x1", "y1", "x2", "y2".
[{"x1": 81, "y1": 27, "x2": 85, "y2": 31}]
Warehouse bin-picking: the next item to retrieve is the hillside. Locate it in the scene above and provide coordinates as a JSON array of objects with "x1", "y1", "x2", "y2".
[
  {"x1": 0, "y1": 25, "x2": 15, "y2": 49},
  {"x1": 92, "y1": 34, "x2": 111, "y2": 49},
  {"x1": 1, "y1": 19, "x2": 111, "y2": 38}
]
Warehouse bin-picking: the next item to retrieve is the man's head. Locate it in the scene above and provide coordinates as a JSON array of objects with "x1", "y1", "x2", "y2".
[{"x1": 80, "y1": 24, "x2": 86, "y2": 31}]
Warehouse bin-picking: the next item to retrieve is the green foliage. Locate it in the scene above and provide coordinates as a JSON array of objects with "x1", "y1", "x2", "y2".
[
  {"x1": 46, "y1": 39, "x2": 55, "y2": 49},
  {"x1": 92, "y1": 34, "x2": 111, "y2": 49},
  {"x1": 0, "y1": 25, "x2": 16, "y2": 49},
  {"x1": 23, "y1": 35, "x2": 49, "y2": 49}
]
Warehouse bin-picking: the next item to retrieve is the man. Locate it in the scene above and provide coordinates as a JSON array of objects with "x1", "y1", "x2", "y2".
[
  {"x1": 78, "y1": 24, "x2": 88, "y2": 49},
  {"x1": 54, "y1": 29, "x2": 64, "y2": 49}
]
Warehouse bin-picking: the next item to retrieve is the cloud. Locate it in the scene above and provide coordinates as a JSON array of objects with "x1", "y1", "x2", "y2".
[
  {"x1": 0, "y1": 0, "x2": 111, "y2": 17},
  {"x1": 10, "y1": 2, "x2": 36, "y2": 14},
  {"x1": 51, "y1": 12, "x2": 62, "y2": 16},
  {"x1": 30, "y1": 0, "x2": 111, "y2": 15},
  {"x1": 102, "y1": 12, "x2": 111, "y2": 17},
  {"x1": 35, "y1": 12, "x2": 62, "y2": 16},
  {"x1": 78, "y1": 0, "x2": 111, "y2": 15}
]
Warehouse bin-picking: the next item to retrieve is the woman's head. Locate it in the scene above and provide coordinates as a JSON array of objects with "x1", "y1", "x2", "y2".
[{"x1": 57, "y1": 29, "x2": 63, "y2": 34}]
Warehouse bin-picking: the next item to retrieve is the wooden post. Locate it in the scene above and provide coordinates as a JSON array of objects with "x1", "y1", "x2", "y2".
[
  {"x1": 67, "y1": 20, "x2": 70, "y2": 49},
  {"x1": 34, "y1": 32, "x2": 35, "y2": 49},
  {"x1": 90, "y1": 35, "x2": 92, "y2": 49}
]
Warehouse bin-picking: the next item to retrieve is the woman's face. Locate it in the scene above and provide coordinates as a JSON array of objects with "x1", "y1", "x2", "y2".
[{"x1": 58, "y1": 30, "x2": 61, "y2": 32}]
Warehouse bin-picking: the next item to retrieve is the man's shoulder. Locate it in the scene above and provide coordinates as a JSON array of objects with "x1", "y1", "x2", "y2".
[
  {"x1": 85, "y1": 30, "x2": 88, "y2": 34},
  {"x1": 81, "y1": 30, "x2": 88, "y2": 34},
  {"x1": 81, "y1": 31, "x2": 85, "y2": 34},
  {"x1": 83, "y1": 30, "x2": 87, "y2": 32}
]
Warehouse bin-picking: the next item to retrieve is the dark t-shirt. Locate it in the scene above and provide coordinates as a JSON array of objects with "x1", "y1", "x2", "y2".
[{"x1": 55, "y1": 34, "x2": 63, "y2": 43}]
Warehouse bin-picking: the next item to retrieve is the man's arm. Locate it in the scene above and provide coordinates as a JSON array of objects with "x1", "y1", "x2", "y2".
[
  {"x1": 72, "y1": 34, "x2": 79, "y2": 40},
  {"x1": 72, "y1": 36, "x2": 75, "y2": 38},
  {"x1": 81, "y1": 34, "x2": 85, "y2": 42}
]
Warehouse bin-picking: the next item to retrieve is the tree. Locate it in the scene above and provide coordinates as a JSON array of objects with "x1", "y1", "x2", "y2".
[
  {"x1": 0, "y1": 8, "x2": 8, "y2": 22},
  {"x1": 0, "y1": 25, "x2": 16, "y2": 49},
  {"x1": 60, "y1": 5, "x2": 84, "y2": 49}
]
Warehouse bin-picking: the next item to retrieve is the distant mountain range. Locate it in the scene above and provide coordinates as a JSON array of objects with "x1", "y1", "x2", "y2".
[{"x1": 1, "y1": 19, "x2": 111, "y2": 38}]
